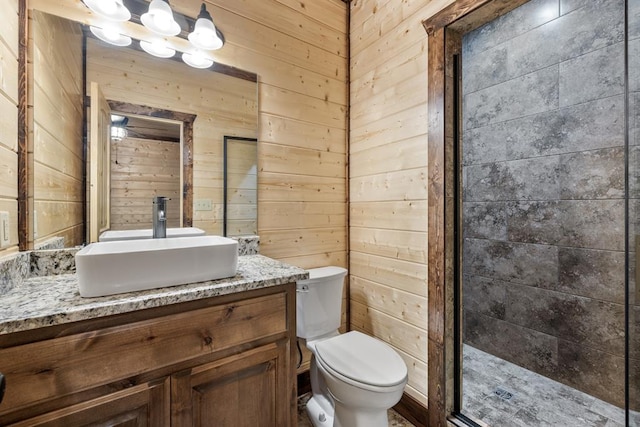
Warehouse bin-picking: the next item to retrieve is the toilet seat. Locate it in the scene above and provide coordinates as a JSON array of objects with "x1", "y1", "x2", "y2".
[{"x1": 314, "y1": 331, "x2": 407, "y2": 391}]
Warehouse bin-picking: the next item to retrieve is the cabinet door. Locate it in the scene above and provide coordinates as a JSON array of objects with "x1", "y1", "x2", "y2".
[
  {"x1": 171, "y1": 341, "x2": 291, "y2": 427},
  {"x1": 9, "y1": 378, "x2": 169, "y2": 427}
]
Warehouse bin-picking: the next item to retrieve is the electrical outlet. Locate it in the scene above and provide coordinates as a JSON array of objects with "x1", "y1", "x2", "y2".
[
  {"x1": 194, "y1": 199, "x2": 213, "y2": 211},
  {"x1": 0, "y1": 212, "x2": 9, "y2": 248}
]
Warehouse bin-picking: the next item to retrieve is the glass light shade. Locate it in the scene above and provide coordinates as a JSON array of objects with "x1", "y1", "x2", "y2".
[
  {"x1": 90, "y1": 25, "x2": 132, "y2": 47},
  {"x1": 111, "y1": 126, "x2": 127, "y2": 141},
  {"x1": 141, "y1": 0, "x2": 181, "y2": 36},
  {"x1": 182, "y1": 51, "x2": 213, "y2": 69},
  {"x1": 188, "y1": 4, "x2": 223, "y2": 50},
  {"x1": 83, "y1": 0, "x2": 131, "y2": 22},
  {"x1": 140, "y1": 40, "x2": 176, "y2": 58}
]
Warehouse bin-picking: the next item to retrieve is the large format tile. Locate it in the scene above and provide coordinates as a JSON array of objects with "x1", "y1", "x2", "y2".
[
  {"x1": 463, "y1": 238, "x2": 558, "y2": 287},
  {"x1": 504, "y1": 285, "x2": 625, "y2": 355},
  {"x1": 462, "y1": 45, "x2": 508, "y2": 95},
  {"x1": 557, "y1": 247, "x2": 625, "y2": 303},
  {"x1": 507, "y1": 0, "x2": 624, "y2": 79},
  {"x1": 464, "y1": 156, "x2": 561, "y2": 202},
  {"x1": 508, "y1": 156, "x2": 561, "y2": 201},
  {"x1": 558, "y1": 147, "x2": 625, "y2": 200},
  {"x1": 557, "y1": 340, "x2": 625, "y2": 407},
  {"x1": 507, "y1": 200, "x2": 625, "y2": 251},
  {"x1": 464, "y1": 311, "x2": 559, "y2": 375},
  {"x1": 463, "y1": 274, "x2": 507, "y2": 319},
  {"x1": 463, "y1": 96, "x2": 624, "y2": 164},
  {"x1": 463, "y1": 65, "x2": 559, "y2": 130},
  {"x1": 463, "y1": 162, "x2": 515, "y2": 202},
  {"x1": 463, "y1": 202, "x2": 508, "y2": 240},
  {"x1": 559, "y1": 43, "x2": 625, "y2": 107},
  {"x1": 462, "y1": 0, "x2": 559, "y2": 62}
]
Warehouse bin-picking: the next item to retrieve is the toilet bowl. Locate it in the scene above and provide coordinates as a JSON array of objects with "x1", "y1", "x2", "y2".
[{"x1": 297, "y1": 267, "x2": 408, "y2": 427}]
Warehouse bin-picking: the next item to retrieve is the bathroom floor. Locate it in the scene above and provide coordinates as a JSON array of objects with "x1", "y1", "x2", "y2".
[
  {"x1": 462, "y1": 345, "x2": 625, "y2": 427},
  {"x1": 297, "y1": 393, "x2": 415, "y2": 427}
]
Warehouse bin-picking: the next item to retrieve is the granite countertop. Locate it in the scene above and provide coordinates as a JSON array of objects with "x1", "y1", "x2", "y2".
[{"x1": 0, "y1": 255, "x2": 308, "y2": 336}]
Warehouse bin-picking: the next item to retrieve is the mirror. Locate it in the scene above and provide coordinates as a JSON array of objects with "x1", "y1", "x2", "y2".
[
  {"x1": 223, "y1": 136, "x2": 257, "y2": 237},
  {"x1": 27, "y1": 8, "x2": 258, "y2": 248}
]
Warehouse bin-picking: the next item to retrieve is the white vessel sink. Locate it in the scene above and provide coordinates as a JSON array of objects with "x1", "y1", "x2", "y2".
[
  {"x1": 98, "y1": 227, "x2": 206, "y2": 242},
  {"x1": 76, "y1": 236, "x2": 238, "y2": 297}
]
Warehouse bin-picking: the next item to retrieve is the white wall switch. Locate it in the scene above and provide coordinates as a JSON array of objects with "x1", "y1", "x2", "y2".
[
  {"x1": 0, "y1": 212, "x2": 9, "y2": 248},
  {"x1": 194, "y1": 199, "x2": 213, "y2": 211}
]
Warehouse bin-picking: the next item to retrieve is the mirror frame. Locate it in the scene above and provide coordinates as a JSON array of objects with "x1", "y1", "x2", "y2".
[{"x1": 16, "y1": 0, "x2": 259, "y2": 250}]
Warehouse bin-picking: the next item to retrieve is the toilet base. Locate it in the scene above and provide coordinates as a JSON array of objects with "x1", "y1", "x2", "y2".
[
  {"x1": 333, "y1": 399, "x2": 389, "y2": 427},
  {"x1": 305, "y1": 394, "x2": 334, "y2": 427}
]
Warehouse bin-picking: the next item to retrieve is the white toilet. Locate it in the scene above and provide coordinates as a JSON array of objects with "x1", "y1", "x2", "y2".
[{"x1": 297, "y1": 266, "x2": 408, "y2": 427}]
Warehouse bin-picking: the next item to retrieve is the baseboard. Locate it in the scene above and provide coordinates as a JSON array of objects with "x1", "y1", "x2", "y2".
[{"x1": 393, "y1": 392, "x2": 428, "y2": 427}]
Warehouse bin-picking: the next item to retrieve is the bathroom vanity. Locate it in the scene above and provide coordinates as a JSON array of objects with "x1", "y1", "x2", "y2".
[{"x1": 0, "y1": 253, "x2": 307, "y2": 426}]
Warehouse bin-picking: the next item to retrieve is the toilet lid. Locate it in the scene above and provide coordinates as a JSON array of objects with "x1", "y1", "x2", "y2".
[{"x1": 315, "y1": 331, "x2": 407, "y2": 387}]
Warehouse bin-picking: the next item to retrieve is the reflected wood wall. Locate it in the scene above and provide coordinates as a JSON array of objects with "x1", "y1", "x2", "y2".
[
  {"x1": 110, "y1": 137, "x2": 181, "y2": 230},
  {"x1": 31, "y1": 11, "x2": 84, "y2": 248},
  {"x1": 0, "y1": 0, "x2": 20, "y2": 255}
]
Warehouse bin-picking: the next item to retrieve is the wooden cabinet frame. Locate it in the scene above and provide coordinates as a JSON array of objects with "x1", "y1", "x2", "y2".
[{"x1": 0, "y1": 284, "x2": 297, "y2": 426}]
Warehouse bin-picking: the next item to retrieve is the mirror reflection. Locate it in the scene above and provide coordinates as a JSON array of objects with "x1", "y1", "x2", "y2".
[{"x1": 29, "y1": 10, "x2": 258, "y2": 248}]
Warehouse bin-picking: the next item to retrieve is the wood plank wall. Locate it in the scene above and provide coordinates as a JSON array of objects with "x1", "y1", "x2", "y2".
[
  {"x1": 0, "y1": 0, "x2": 20, "y2": 256},
  {"x1": 225, "y1": 139, "x2": 257, "y2": 236},
  {"x1": 349, "y1": 0, "x2": 453, "y2": 406},
  {"x1": 31, "y1": 11, "x2": 84, "y2": 248},
  {"x1": 110, "y1": 137, "x2": 181, "y2": 230}
]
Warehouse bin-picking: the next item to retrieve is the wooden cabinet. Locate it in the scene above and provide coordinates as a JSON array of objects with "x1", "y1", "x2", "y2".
[
  {"x1": 11, "y1": 378, "x2": 169, "y2": 427},
  {"x1": 0, "y1": 285, "x2": 296, "y2": 426}
]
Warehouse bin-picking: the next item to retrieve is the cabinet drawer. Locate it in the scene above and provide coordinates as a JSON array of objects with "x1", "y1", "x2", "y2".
[{"x1": 0, "y1": 292, "x2": 287, "y2": 415}]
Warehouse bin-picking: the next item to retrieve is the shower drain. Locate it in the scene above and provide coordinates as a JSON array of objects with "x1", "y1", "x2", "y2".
[{"x1": 493, "y1": 387, "x2": 515, "y2": 402}]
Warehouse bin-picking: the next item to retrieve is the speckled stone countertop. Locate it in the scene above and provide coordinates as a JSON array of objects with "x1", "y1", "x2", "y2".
[{"x1": 0, "y1": 255, "x2": 307, "y2": 336}]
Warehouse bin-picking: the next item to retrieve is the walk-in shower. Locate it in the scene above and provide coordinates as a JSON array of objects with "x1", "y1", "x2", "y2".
[{"x1": 455, "y1": 0, "x2": 639, "y2": 425}]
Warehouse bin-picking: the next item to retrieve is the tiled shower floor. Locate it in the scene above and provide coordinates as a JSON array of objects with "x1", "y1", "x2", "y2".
[
  {"x1": 297, "y1": 392, "x2": 415, "y2": 426},
  {"x1": 463, "y1": 345, "x2": 626, "y2": 427}
]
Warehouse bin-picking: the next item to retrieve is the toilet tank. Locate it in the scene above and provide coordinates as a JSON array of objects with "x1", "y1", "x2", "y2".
[{"x1": 296, "y1": 266, "x2": 348, "y2": 339}]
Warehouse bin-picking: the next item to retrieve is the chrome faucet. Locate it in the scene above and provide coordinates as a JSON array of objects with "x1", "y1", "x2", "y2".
[{"x1": 152, "y1": 196, "x2": 169, "y2": 238}]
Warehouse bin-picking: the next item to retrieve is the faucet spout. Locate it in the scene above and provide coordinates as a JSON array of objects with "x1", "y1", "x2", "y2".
[{"x1": 152, "y1": 196, "x2": 169, "y2": 238}]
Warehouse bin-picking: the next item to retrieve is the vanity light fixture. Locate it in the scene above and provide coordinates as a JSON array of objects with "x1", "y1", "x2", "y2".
[
  {"x1": 188, "y1": 3, "x2": 224, "y2": 50},
  {"x1": 90, "y1": 25, "x2": 132, "y2": 47},
  {"x1": 140, "y1": 39, "x2": 176, "y2": 58},
  {"x1": 141, "y1": 0, "x2": 181, "y2": 36},
  {"x1": 182, "y1": 50, "x2": 214, "y2": 69},
  {"x1": 83, "y1": 0, "x2": 131, "y2": 22}
]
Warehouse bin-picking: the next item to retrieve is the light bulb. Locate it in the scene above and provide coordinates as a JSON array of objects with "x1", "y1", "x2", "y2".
[
  {"x1": 83, "y1": 0, "x2": 131, "y2": 22},
  {"x1": 140, "y1": 40, "x2": 176, "y2": 58},
  {"x1": 182, "y1": 50, "x2": 213, "y2": 69},
  {"x1": 153, "y1": 10, "x2": 173, "y2": 30},
  {"x1": 141, "y1": 0, "x2": 181, "y2": 36},
  {"x1": 98, "y1": 1, "x2": 117, "y2": 16},
  {"x1": 188, "y1": 4, "x2": 224, "y2": 50},
  {"x1": 89, "y1": 25, "x2": 132, "y2": 47}
]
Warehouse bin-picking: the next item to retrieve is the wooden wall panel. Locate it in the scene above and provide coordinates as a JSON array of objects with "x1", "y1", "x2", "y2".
[
  {"x1": 0, "y1": 0, "x2": 19, "y2": 255},
  {"x1": 31, "y1": 11, "x2": 83, "y2": 247},
  {"x1": 110, "y1": 137, "x2": 181, "y2": 230},
  {"x1": 349, "y1": 0, "x2": 454, "y2": 409}
]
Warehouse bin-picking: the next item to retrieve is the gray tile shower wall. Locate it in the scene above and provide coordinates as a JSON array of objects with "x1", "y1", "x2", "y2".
[{"x1": 461, "y1": 0, "x2": 626, "y2": 407}]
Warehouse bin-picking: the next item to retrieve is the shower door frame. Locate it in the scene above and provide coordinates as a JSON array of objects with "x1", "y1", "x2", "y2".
[{"x1": 422, "y1": 1, "x2": 546, "y2": 426}]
